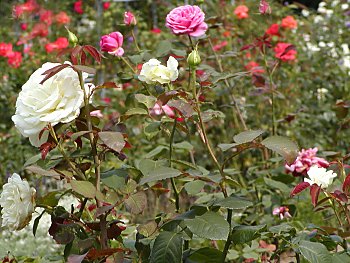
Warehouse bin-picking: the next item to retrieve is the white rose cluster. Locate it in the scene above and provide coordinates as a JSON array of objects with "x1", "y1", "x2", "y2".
[
  {"x1": 304, "y1": 166, "x2": 337, "y2": 188},
  {"x1": 138, "y1": 56, "x2": 179, "y2": 85},
  {"x1": 0, "y1": 173, "x2": 36, "y2": 230},
  {"x1": 12, "y1": 62, "x2": 91, "y2": 147}
]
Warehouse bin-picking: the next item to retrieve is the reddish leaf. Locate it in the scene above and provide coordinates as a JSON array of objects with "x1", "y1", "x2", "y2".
[
  {"x1": 86, "y1": 248, "x2": 125, "y2": 260},
  {"x1": 38, "y1": 127, "x2": 49, "y2": 140},
  {"x1": 72, "y1": 65, "x2": 96, "y2": 74},
  {"x1": 40, "y1": 64, "x2": 70, "y2": 85},
  {"x1": 280, "y1": 45, "x2": 296, "y2": 57},
  {"x1": 67, "y1": 252, "x2": 88, "y2": 263},
  {"x1": 310, "y1": 184, "x2": 321, "y2": 207},
  {"x1": 40, "y1": 142, "x2": 53, "y2": 160},
  {"x1": 81, "y1": 50, "x2": 87, "y2": 65},
  {"x1": 83, "y1": 45, "x2": 102, "y2": 64},
  {"x1": 331, "y1": 190, "x2": 348, "y2": 203},
  {"x1": 107, "y1": 222, "x2": 126, "y2": 239},
  {"x1": 240, "y1": 44, "x2": 254, "y2": 51},
  {"x1": 342, "y1": 173, "x2": 350, "y2": 194},
  {"x1": 252, "y1": 74, "x2": 266, "y2": 87},
  {"x1": 290, "y1": 181, "x2": 310, "y2": 197},
  {"x1": 71, "y1": 45, "x2": 83, "y2": 58}
]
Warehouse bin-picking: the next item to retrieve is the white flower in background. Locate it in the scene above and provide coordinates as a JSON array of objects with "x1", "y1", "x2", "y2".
[
  {"x1": 12, "y1": 62, "x2": 90, "y2": 147},
  {"x1": 314, "y1": 15, "x2": 324, "y2": 24},
  {"x1": 138, "y1": 56, "x2": 179, "y2": 85},
  {"x1": 0, "y1": 173, "x2": 36, "y2": 230},
  {"x1": 301, "y1": 9, "x2": 310, "y2": 17},
  {"x1": 304, "y1": 166, "x2": 337, "y2": 188},
  {"x1": 342, "y1": 4, "x2": 349, "y2": 10}
]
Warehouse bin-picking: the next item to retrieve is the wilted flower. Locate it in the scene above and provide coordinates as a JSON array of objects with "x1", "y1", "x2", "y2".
[
  {"x1": 0, "y1": 173, "x2": 36, "y2": 230},
  {"x1": 12, "y1": 62, "x2": 90, "y2": 147},
  {"x1": 100, "y1": 32, "x2": 124, "y2": 56},
  {"x1": 166, "y1": 5, "x2": 208, "y2": 37},
  {"x1": 7, "y1": 51, "x2": 22, "y2": 68},
  {"x1": 304, "y1": 166, "x2": 337, "y2": 188},
  {"x1": 285, "y1": 147, "x2": 329, "y2": 176},
  {"x1": 234, "y1": 5, "x2": 249, "y2": 19},
  {"x1": 274, "y1": 42, "x2": 297, "y2": 61},
  {"x1": 138, "y1": 56, "x2": 179, "y2": 85},
  {"x1": 273, "y1": 206, "x2": 292, "y2": 219},
  {"x1": 281, "y1": 16, "x2": 298, "y2": 29},
  {"x1": 124, "y1": 11, "x2": 137, "y2": 26}
]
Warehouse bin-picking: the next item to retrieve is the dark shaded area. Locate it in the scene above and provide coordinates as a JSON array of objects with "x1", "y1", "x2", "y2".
[{"x1": 281, "y1": 0, "x2": 322, "y2": 10}]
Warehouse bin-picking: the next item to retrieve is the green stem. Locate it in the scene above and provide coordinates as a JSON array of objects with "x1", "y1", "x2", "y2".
[
  {"x1": 131, "y1": 29, "x2": 141, "y2": 52},
  {"x1": 121, "y1": 56, "x2": 136, "y2": 74},
  {"x1": 263, "y1": 50, "x2": 276, "y2": 135},
  {"x1": 169, "y1": 118, "x2": 180, "y2": 212}
]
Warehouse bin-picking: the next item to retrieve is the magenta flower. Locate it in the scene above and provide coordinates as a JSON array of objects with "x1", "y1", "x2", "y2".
[
  {"x1": 124, "y1": 11, "x2": 136, "y2": 26},
  {"x1": 100, "y1": 32, "x2": 124, "y2": 56},
  {"x1": 273, "y1": 206, "x2": 292, "y2": 220},
  {"x1": 285, "y1": 147, "x2": 329, "y2": 176},
  {"x1": 166, "y1": 5, "x2": 208, "y2": 37},
  {"x1": 150, "y1": 103, "x2": 176, "y2": 119}
]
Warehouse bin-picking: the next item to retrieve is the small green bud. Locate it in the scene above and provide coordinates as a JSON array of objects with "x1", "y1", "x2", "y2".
[
  {"x1": 187, "y1": 48, "x2": 201, "y2": 69},
  {"x1": 65, "y1": 27, "x2": 79, "y2": 46}
]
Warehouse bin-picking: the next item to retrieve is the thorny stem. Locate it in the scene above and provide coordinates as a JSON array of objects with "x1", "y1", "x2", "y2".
[
  {"x1": 169, "y1": 118, "x2": 180, "y2": 212},
  {"x1": 191, "y1": 67, "x2": 233, "y2": 261},
  {"x1": 48, "y1": 124, "x2": 86, "y2": 180},
  {"x1": 78, "y1": 71, "x2": 108, "y2": 249},
  {"x1": 208, "y1": 37, "x2": 248, "y2": 131}
]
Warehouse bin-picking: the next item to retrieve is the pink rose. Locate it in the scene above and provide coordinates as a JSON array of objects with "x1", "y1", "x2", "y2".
[
  {"x1": 100, "y1": 32, "x2": 124, "y2": 56},
  {"x1": 0, "y1": 43, "x2": 13, "y2": 57},
  {"x1": 124, "y1": 11, "x2": 137, "y2": 26},
  {"x1": 74, "y1": 0, "x2": 83, "y2": 14},
  {"x1": 234, "y1": 5, "x2": 249, "y2": 19},
  {"x1": 40, "y1": 10, "x2": 53, "y2": 25},
  {"x1": 266, "y1": 24, "x2": 279, "y2": 36},
  {"x1": 281, "y1": 16, "x2": 297, "y2": 29},
  {"x1": 166, "y1": 5, "x2": 208, "y2": 37},
  {"x1": 45, "y1": 37, "x2": 69, "y2": 53},
  {"x1": 55, "y1": 12, "x2": 70, "y2": 25},
  {"x1": 259, "y1": 0, "x2": 271, "y2": 15},
  {"x1": 7, "y1": 51, "x2": 22, "y2": 68},
  {"x1": 274, "y1": 42, "x2": 296, "y2": 61}
]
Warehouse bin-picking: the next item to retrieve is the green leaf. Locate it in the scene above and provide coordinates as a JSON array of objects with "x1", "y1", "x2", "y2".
[
  {"x1": 125, "y1": 191, "x2": 147, "y2": 214},
  {"x1": 212, "y1": 72, "x2": 246, "y2": 84},
  {"x1": 201, "y1": 110, "x2": 225, "y2": 123},
  {"x1": 37, "y1": 191, "x2": 61, "y2": 207},
  {"x1": 140, "y1": 166, "x2": 182, "y2": 185},
  {"x1": 213, "y1": 196, "x2": 253, "y2": 210},
  {"x1": 33, "y1": 210, "x2": 45, "y2": 236},
  {"x1": 184, "y1": 211, "x2": 229, "y2": 240},
  {"x1": 264, "y1": 178, "x2": 290, "y2": 193},
  {"x1": 101, "y1": 169, "x2": 128, "y2": 190},
  {"x1": 332, "y1": 253, "x2": 350, "y2": 263},
  {"x1": 173, "y1": 141, "x2": 193, "y2": 151},
  {"x1": 231, "y1": 225, "x2": 266, "y2": 244},
  {"x1": 233, "y1": 130, "x2": 265, "y2": 144},
  {"x1": 70, "y1": 181, "x2": 96, "y2": 198},
  {"x1": 218, "y1": 143, "x2": 239, "y2": 152},
  {"x1": 98, "y1": 131, "x2": 125, "y2": 152},
  {"x1": 188, "y1": 247, "x2": 223, "y2": 263},
  {"x1": 150, "y1": 231, "x2": 182, "y2": 263},
  {"x1": 184, "y1": 181, "x2": 205, "y2": 195},
  {"x1": 144, "y1": 122, "x2": 161, "y2": 140},
  {"x1": 156, "y1": 40, "x2": 173, "y2": 57},
  {"x1": 135, "y1": 94, "x2": 157, "y2": 109},
  {"x1": 261, "y1": 136, "x2": 298, "y2": 164},
  {"x1": 125, "y1": 108, "x2": 148, "y2": 116},
  {"x1": 299, "y1": 240, "x2": 332, "y2": 263}
]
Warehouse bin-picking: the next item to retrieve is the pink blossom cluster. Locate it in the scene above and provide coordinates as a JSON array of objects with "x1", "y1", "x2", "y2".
[
  {"x1": 273, "y1": 206, "x2": 292, "y2": 219},
  {"x1": 285, "y1": 147, "x2": 329, "y2": 176}
]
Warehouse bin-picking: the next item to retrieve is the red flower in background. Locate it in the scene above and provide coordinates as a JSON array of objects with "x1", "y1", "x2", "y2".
[
  {"x1": 281, "y1": 16, "x2": 298, "y2": 29},
  {"x1": 55, "y1": 12, "x2": 70, "y2": 25},
  {"x1": 7, "y1": 52, "x2": 22, "y2": 68},
  {"x1": 245, "y1": 61, "x2": 265, "y2": 74},
  {"x1": 74, "y1": 0, "x2": 83, "y2": 14},
  {"x1": 213, "y1": 41, "x2": 228, "y2": 51},
  {"x1": 103, "y1": 2, "x2": 110, "y2": 10},
  {"x1": 266, "y1": 24, "x2": 280, "y2": 36},
  {"x1": 151, "y1": 28, "x2": 161, "y2": 34},
  {"x1": 0, "y1": 43, "x2": 13, "y2": 57},
  {"x1": 31, "y1": 23, "x2": 49, "y2": 37},
  {"x1": 20, "y1": 23, "x2": 28, "y2": 31},
  {"x1": 40, "y1": 10, "x2": 53, "y2": 25},
  {"x1": 274, "y1": 42, "x2": 297, "y2": 61},
  {"x1": 45, "y1": 37, "x2": 69, "y2": 53},
  {"x1": 234, "y1": 5, "x2": 249, "y2": 19},
  {"x1": 13, "y1": 0, "x2": 38, "y2": 18}
]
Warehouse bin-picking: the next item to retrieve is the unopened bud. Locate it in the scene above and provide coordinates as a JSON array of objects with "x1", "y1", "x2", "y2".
[
  {"x1": 187, "y1": 48, "x2": 201, "y2": 69},
  {"x1": 66, "y1": 27, "x2": 79, "y2": 46}
]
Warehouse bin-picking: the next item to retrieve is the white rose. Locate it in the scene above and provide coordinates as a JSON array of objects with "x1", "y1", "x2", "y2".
[
  {"x1": 0, "y1": 173, "x2": 36, "y2": 230},
  {"x1": 304, "y1": 166, "x2": 337, "y2": 188},
  {"x1": 138, "y1": 56, "x2": 178, "y2": 85},
  {"x1": 12, "y1": 62, "x2": 90, "y2": 147}
]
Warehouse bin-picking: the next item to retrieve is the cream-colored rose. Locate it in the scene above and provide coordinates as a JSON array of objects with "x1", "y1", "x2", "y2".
[
  {"x1": 0, "y1": 173, "x2": 36, "y2": 230},
  {"x1": 138, "y1": 56, "x2": 178, "y2": 85},
  {"x1": 12, "y1": 62, "x2": 91, "y2": 147},
  {"x1": 304, "y1": 166, "x2": 337, "y2": 188}
]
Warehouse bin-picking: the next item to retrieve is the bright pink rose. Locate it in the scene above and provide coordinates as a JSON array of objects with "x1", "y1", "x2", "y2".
[
  {"x1": 20, "y1": 23, "x2": 28, "y2": 31},
  {"x1": 40, "y1": 10, "x2": 53, "y2": 25},
  {"x1": 100, "y1": 32, "x2": 124, "y2": 56},
  {"x1": 0, "y1": 43, "x2": 13, "y2": 57},
  {"x1": 234, "y1": 5, "x2": 249, "y2": 19},
  {"x1": 213, "y1": 41, "x2": 228, "y2": 51},
  {"x1": 266, "y1": 24, "x2": 279, "y2": 36},
  {"x1": 150, "y1": 103, "x2": 176, "y2": 119},
  {"x1": 274, "y1": 42, "x2": 296, "y2": 61},
  {"x1": 55, "y1": 12, "x2": 70, "y2": 24},
  {"x1": 103, "y1": 2, "x2": 110, "y2": 10},
  {"x1": 281, "y1": 16, "x2": 297, "y2": 29},
  {"x1": 285, "y1": 147, "x2": 329, "y2": 176},
  {"x1": 166, "y1": 5, "x2": 208, "y2": 37},
  {"x1": 124, "y1": 11, "x2": 137, "y2": 26},
  {"x1": 74, "y1": 0, "x2": 83, "y2": 14},
  {"x1": 273, "y1": 206, "x2": 292, "y2": 220},
  {"x1": 7, "y1": 51, "x2": 22, "y2": 68}
]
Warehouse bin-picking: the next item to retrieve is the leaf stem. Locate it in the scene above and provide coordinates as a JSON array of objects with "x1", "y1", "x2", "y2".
[
  {"x1": 131, "y1": 28, "x2": 141, "y2": 52},
  {"x1": 169, "y1": 118, "x2": 180, "y2": 212}
]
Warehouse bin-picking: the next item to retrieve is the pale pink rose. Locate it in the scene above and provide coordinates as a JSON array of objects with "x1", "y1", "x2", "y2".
[
  {"x1": 285, "y1": 147, "x2": 329, "y2": 176},
  {"x1": 259, "y1": 0, "x2": 271, "y2": 14},
  {"x1": 166, "y1": 5, "x2": 208, "y2": 37},
  {"x1": 273, "y1": 206, "x2": 292, "y2": 220},
  {"x1": 234, "y1": 5, "x2": 249, "y2": 19},
  {"x1": 100, "y1": 32, "x2": 124, "y2": 56},
  {"x1": 124, "y1": 11, "x2": 136, "y2": 26},
  {"x1": 150, "y1": 103, "x2": 176, "y2": 119},
  {"x1": 90, "y1": 110, "x2": 104, "y2": 118}
]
